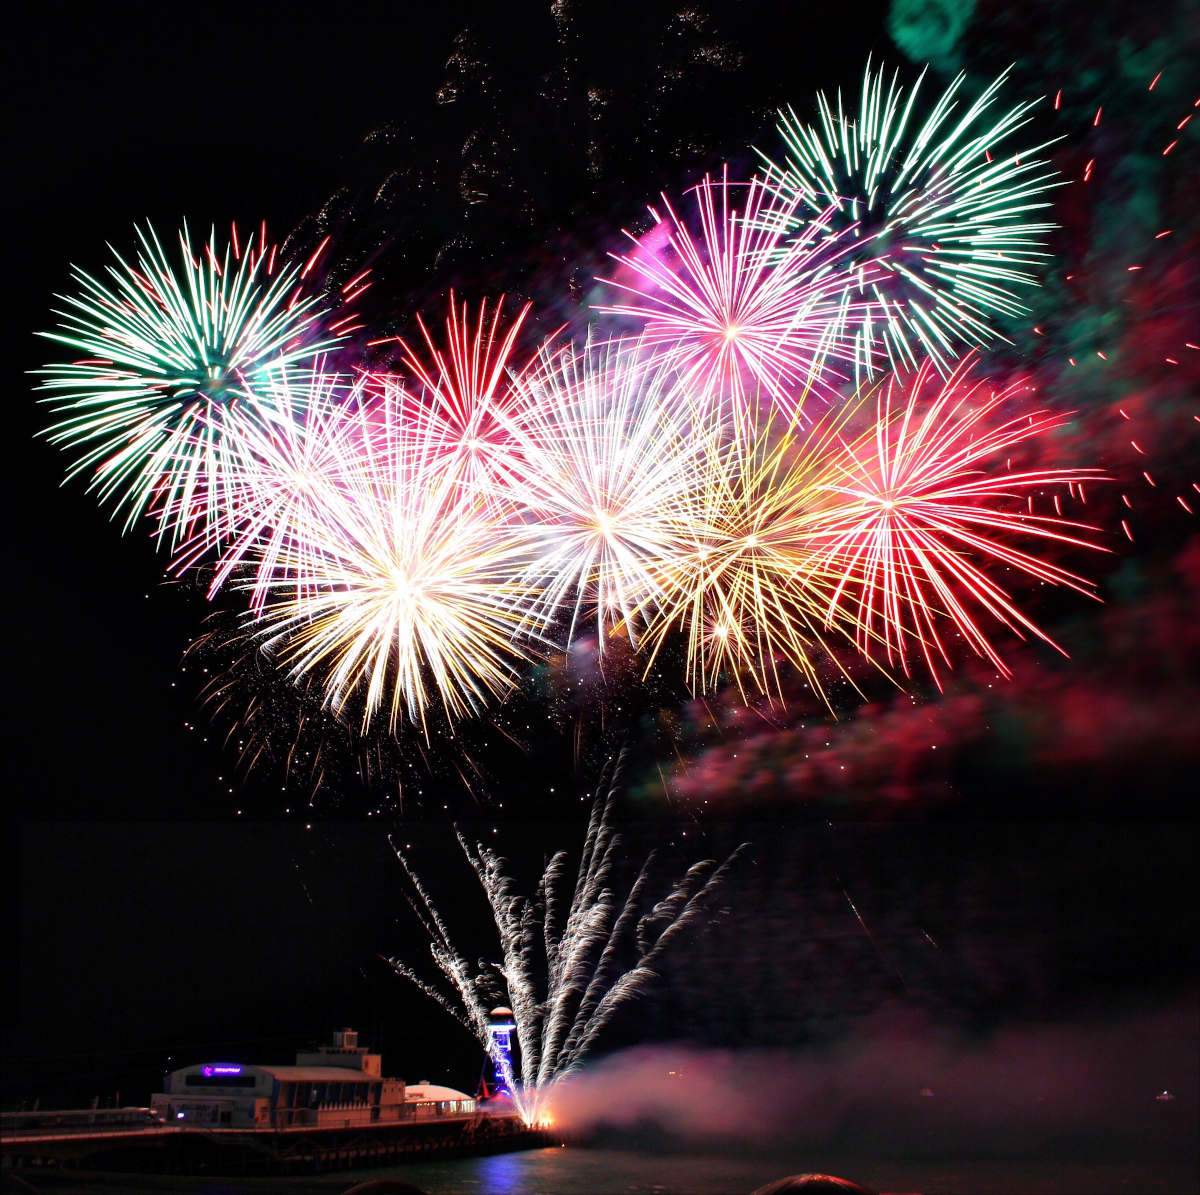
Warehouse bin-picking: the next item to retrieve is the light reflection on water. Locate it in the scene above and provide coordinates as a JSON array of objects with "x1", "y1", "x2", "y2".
[
  {"x1": 16, "y1": 1146, "x2": 1199, "y2": 1194},
  {"x1": 392, "y1": 1147, "x2": 793, "y2": 1194},
  {"x1": 366, "y1": 1147, "x2": 1200, "y2": 1195}
]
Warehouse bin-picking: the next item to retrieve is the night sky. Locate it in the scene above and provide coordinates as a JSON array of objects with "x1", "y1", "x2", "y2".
[{"x1": 5, "y1": 0, "x2": 1198, "y2": 1159}]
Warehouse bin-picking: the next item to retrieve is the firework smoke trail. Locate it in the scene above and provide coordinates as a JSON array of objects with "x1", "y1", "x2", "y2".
[
  {"x1": 808, "y1": 357, "x2": 1108, "y2": 686},
  {"x1": 244, "y1": 385, "x2": 541, "y2": 736},
  {"x1": 507, "y1": 336, "x2": 713, "y2": 651},
  {"x1": 758, "y1": 61, "x2": 1062, "y2": 377},
  {"x1": 386, "y1": 764, "x2": 746, "y2": 1125},
  {"x1": 594, "y1": 170, "x2": 875, "y2": 416},
  {"x1": 36, "y1": 222, "x2": 344, "y2": 540}
]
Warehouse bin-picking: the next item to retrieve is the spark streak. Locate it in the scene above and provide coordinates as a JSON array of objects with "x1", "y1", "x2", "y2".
[{"x1": 386, "y1": 767, "x2": 745, "y2": 1125}]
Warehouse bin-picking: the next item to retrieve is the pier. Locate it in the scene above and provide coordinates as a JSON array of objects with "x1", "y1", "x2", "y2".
[{"x1": 2, "y1": 1109, "x2": 548, "y2": 1178}]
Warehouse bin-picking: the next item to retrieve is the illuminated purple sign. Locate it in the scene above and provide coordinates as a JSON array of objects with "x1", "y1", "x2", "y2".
[{"x1": 201, "y1": 1064, "x2": 244, "y2": 1077}]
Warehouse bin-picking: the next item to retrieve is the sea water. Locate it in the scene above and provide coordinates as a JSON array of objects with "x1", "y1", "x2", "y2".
[{"x1": 22, "y1": 1146, "x2": 1196, "y2": 1194}]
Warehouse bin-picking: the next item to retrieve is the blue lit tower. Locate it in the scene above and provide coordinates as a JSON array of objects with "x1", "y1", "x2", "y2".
[{"x1": 484, "y1": 1006, "x2": 516, "y2": 1099}]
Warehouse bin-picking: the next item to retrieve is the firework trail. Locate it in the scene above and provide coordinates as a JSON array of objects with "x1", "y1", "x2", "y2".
[
  {"x1": 808, "y1": 357, "x2": 1108, "y2": 686},
  {"x1": 758, "y1": 61, "x2": 1061, "y2": 376},
  {"x1": 595, "y1": 170, "x2": 873, "y2": 415},
  {"x1": 385, "y1": 763, "x2": 746, "y2": 1125},
  {"x1": 36, "y1": 222, "x2": 344, "y2": 539}
]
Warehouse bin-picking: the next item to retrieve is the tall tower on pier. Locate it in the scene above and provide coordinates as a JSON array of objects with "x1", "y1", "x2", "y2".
[{"x1": 484, "y1": 1006, "x2": 516, "y2": 1098}]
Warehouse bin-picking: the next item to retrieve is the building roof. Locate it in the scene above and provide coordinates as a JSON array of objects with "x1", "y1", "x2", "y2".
[
  {"x1": 171, "y1": 1063, "x2": 397, "y2": 1085},
  {"x1": 404, "y1": 1085, "x2": 473, "y2": 1103},
  {"x1": 255, "y1": 1066, "x2": 379, "y2": 1082}
]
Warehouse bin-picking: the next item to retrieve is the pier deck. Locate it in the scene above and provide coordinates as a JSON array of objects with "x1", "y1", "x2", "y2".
[{"x1": 2, "y1": 1111, "x2": 546, "y2": 1178}]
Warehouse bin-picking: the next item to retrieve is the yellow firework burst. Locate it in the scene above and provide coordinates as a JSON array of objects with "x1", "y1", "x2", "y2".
[
  {"x1": 636, "y1": 400, "x2": 872, "y2": 706},
  {"x1": 247, "y1": 389, "x2": 539, "y2": 735}
]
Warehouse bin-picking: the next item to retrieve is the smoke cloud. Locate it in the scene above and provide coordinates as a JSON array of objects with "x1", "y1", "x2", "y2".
[{"x1": 549, "y1": 1001, "x2": 1198, "y2": 1157}]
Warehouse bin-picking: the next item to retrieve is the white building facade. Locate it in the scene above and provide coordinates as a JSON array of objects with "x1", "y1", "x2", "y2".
[{"x1": 150, "y1": 1029, "x2": 476, "y2": 1130}]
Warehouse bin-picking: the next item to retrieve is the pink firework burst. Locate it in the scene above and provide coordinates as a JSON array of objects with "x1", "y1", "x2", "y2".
[
  {"x1": 809, "y1": 357, "x2": 1109, "y2": 686},
  {"x1": 167, "y1": 369, "x2": 375, "y2": 612},
  {"x1": 594, "y1": 169, "x2": 876, "y2": 416}
]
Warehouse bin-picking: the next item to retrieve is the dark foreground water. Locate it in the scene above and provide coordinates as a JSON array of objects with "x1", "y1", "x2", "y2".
[{"x1": 14, "y1": 1147, "x2": 1199, "y2": 1195}]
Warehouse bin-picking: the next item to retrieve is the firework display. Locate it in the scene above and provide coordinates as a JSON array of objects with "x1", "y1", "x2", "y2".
[
  {"x1": 808, "y1": 358, "x2": 1107, "y2": 686},
  {"x1": 37, "y1": 222, "x2": 345, "y2": 539},
  {"x1": 595, "y1": 170, "x2": 871, "y2": 413},
  {"x1": 34, "y1": 60, "x2": 1118, "y2": 734},
  {"x1": 508, "y1": 337, "x2": 708, "y2": 650},
  {"x1": 757, "y1": 62, "x2": 1061, "y2": 376},
  {"x1": 386, "y1": 774, "x2": 745, "y2": 1126}
]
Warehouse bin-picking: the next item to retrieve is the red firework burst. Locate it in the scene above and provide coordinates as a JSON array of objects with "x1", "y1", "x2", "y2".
[
  {"x1": 809, "y1": 357, "x2": 1109, "y2": 685},
  {"x1": 382, "y1": 291, "x2": 534, "y2": 495}
]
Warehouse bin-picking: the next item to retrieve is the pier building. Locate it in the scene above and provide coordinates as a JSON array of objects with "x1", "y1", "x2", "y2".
[{"x1": 150, "y1": 1028, "x2": 474, "y2": 1129}]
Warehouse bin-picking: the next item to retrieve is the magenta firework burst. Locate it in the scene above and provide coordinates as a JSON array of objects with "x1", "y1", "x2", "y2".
[{"x1": 594, "y1": 170, "x2": 876, "y2": 415}]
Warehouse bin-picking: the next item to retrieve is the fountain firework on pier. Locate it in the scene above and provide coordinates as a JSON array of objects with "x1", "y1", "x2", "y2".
[{"x1": 385, "y1": 768, "x2": 746, "y2": 1126}]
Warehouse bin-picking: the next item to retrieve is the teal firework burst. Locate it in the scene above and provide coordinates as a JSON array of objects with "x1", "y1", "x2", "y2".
[
  {"x1": 758, "y1": 61, "x2": 1062, "y2": 376},
  {"x1": 36, "y1": 222, "x2": 344, "y2": 540}
]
